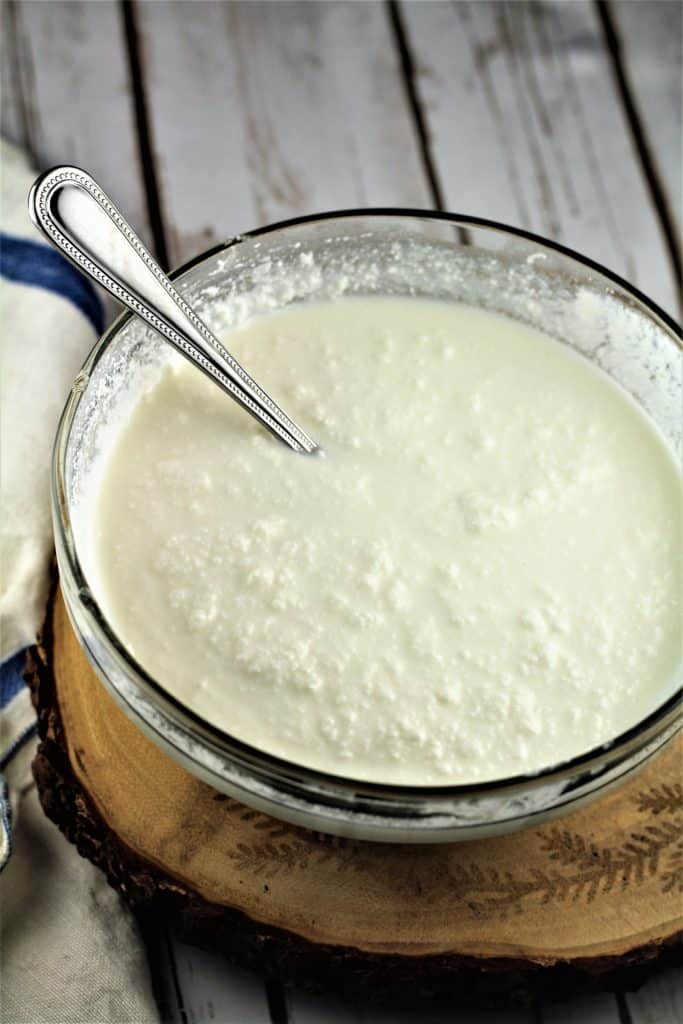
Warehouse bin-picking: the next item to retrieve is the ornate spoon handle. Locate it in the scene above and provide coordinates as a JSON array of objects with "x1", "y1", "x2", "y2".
[{"x1": 29, "y1": 165, "x2": 318, "y2": 454}]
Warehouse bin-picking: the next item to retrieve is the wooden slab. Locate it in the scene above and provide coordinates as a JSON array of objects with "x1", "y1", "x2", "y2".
[
  {"x1": 134, "y1": 0, "x2": 431, "y2": 266},
  {"x1": 27, "y1": 587, "x2": 682, "y2": 1007},
  {"x1": 6, "y1": 0, "x2": 152, "y2": 248},
  {"x1": 399, "y1": 0, "x2": 679, "y2": 316},
  {"x1": 609, "y1": 0, "x2": 682, "y2": 241}
]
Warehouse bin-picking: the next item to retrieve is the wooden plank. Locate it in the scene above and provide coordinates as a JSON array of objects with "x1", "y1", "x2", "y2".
[
  {"x1": 540, "y1": 992, "x2": 620, "y2": 1024},
  {"x1": 609, "y1": 0, "x2": 682, "y2": 242},
  {"x1": 625, "y1": 969, "x2": 683, "y2": 1024},
  {"x1": 399, "y1": 0, "x2": 678, "y2": 316},
  {"x1": 169, "y1": 935, "x2": 272, "y2": 1024},
  {"x1": 135, "y1": 916, "x2": 186, "y2": 1024},
  {"x1": 1, "y1": 1, "x2": 26, "y2": 146},
  {"x1": 133, "y1": 0, "x2": 432, "y2": 267},
  {"x1": 11, "y1": 0, "x2": 152, "y2": 247},
  {"x1": 287, "y1": 992, "x2": 361, "y2": 1024},
  {"x1": 288, "y1": 990, "x2": 536, "y2": 1023}
]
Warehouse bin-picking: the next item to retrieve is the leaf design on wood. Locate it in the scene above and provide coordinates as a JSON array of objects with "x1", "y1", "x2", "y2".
[
  {"x1": 222, "y1": 797, "x2": 303, "y2": 841},
  {"x1": 222, "y1": 776, "x2": 682, "y2": 911},
  {"x1": 230, "y1": 839, "x2": 315, "y2": 878},
  {"x1": 227, "y1": 819, "x2": 371, "y2": 878},
  {"x1": 634, "y1": 783, "x2": 682, "y2": 817},
  {"x1": 447, "y1": 863, "x2": 539, "y2": 915},
  {"x1": 444, "y1": 815, "x2": 682, "y2": 916},
  {"x1": 661, "y1": 844, "x2": 683, "y2": 895}
]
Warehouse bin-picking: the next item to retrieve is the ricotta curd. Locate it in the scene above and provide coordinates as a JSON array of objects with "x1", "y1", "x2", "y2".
[{"x1": 89, "y1": 298, "x2": 682, "y2": 784}]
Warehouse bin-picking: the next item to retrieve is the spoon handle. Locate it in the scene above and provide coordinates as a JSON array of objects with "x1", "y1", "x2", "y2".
[{"x1": 28, "y1": 165, "x2": 318, "y2": 454}]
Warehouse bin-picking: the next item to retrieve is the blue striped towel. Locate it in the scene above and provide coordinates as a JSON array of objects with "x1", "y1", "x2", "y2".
[
  {"x1": 0, "y1": 141, "x2": 159, "y2": 1023},
  {"x1": 0, "y1": 142, "x2": 103, "y2": 868}
]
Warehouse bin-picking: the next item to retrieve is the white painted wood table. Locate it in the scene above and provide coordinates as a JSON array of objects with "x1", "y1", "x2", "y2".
[{"x1": 3, "y1": 1, "x2": 681, "y2": 1021}]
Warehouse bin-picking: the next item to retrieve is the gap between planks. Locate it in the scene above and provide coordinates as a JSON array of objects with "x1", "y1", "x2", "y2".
[
  {"x1": 398, "y1": 0, "x2": 679, "y2": 315},
  {"x1": 125, "y1": 0, "x2": 433, "y2": 267},
  {"x1": 120, "y1": 0, "x2": 171, "y2": 270},
  {"x1": 143, "y1": 937, "x2": 681, "y2": 1024},
  {"x1": 596, "y1": 0, "x2": 682, "y2": 305}
]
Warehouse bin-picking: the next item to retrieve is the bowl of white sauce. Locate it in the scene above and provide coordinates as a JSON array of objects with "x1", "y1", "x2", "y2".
[{"x1": 52, "y1": 211, "x2": 682, "y2": 842}]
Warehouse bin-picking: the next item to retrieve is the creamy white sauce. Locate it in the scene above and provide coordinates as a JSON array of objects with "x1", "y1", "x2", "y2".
[{"x1": 90, "y1": 298, "x2": 682, "y2": 784}]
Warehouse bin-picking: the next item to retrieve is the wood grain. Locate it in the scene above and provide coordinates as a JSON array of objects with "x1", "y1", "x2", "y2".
[
  {"x1": 540, "y1": 992, "x2": 621, "y2": 1024},
  {"x1": 170, "y1": 935, "x2": 272, "y2": 1024},
  {"x1": 624, "y1": 968, "x2": 683, "y2": 1024},
  {"x1": 1, "y1": 1, "x2": 26, "y2": 146},
  {"x1": 399, "y1": 0, "x2": 678, "y2": 316},
  {"x1": 132, "y1": 0, "x2": 432, "y2": 266},
  {"x1": 287, "y1": 990, "x2": 535, "y2": 1023},
  {"x1": 609, "y1": 0, "x2": 682, "y2": 242},
  {"x1": 27, "y1": 588, "x2": 682, "y2": 1009},
  {"x1": 9, "y1": 0, "x2": 152, "y2": 247}
]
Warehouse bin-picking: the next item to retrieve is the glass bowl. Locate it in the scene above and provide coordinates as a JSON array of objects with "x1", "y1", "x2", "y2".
[{"x1": 52, "y1": 211, "x2": 682, "y2": 843}]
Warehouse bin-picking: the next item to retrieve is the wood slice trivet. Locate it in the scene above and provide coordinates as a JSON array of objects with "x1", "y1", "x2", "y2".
[{"x1": 26, "y1": 587, "x2": 682, "y2": 1008}]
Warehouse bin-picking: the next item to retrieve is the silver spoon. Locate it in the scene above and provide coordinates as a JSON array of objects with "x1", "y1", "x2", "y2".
[{"x1": 28, "y1": 165, "x2": 318, "y2": 455}]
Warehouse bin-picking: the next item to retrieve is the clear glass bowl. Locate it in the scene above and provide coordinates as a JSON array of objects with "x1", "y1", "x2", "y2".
[{"x1": 52, "y1": 211, "x2": 682, "y2": 843}]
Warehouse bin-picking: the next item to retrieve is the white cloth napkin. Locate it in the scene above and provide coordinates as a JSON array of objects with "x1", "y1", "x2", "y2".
[{"x1": 0, "y1": 140, "x2": 159, "y2": 1024}]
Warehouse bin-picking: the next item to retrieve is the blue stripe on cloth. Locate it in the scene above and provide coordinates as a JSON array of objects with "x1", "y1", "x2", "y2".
[
  {"x1": 0, "y1": 650, "x2": 28, "y2": 709},
  {"x1": 0, "y1": 777, "x2": 13, "y2": 872},
  {"x1": 1, "y1": 649, "x2": 37, "y2": 770},
  {"x1": 0, "y1": 231, "x2": 104, "y2": 335}
]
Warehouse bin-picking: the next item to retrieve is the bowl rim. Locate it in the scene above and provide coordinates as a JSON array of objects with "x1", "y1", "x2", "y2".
[{"x1": 52, "y1": 207, "x2": 683, "y2": 800}]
